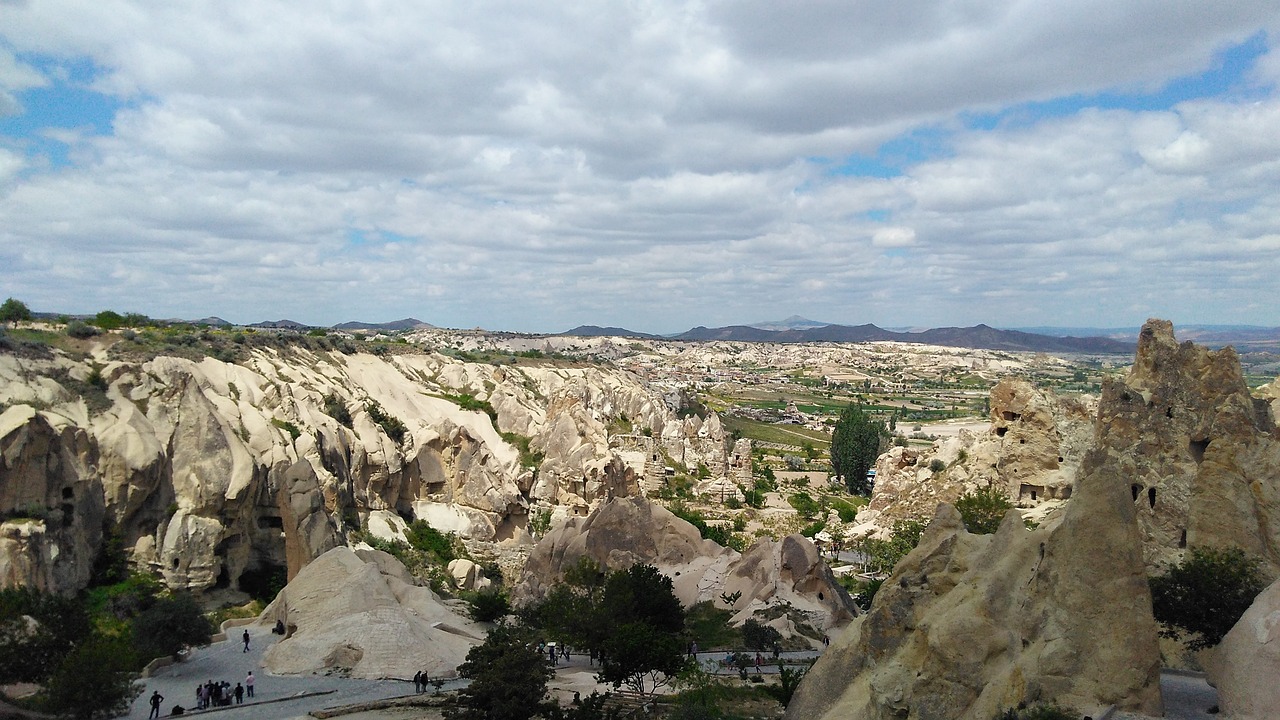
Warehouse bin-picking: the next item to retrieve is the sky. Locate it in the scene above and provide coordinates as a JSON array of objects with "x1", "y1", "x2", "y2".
[{"x1": 2, "y1": 2, "x2": 1279, "y2": 335}]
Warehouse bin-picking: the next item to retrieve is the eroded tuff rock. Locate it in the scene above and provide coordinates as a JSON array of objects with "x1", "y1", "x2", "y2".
[
  {"x1": 1208, "y1": 577, "x2": 1280, "y2": 720},
  {"x1": 0, "y1": 406, "x2": 104, "y2": 591},
  {"x1": 855, "y1": 379, "x2": 1094, "y2": 535},
  {"x1": 1095, "y1": 320, "x2": 1280, "y2": 575},
  {"x1": 259, "y1": 546, "x2": 482, "y2": 679},
  {"x1": 0, "y1": 346, "x2": 725, "y2": 594},
  {"x1": 514, "y1": 497, "x2": 855, "y2": 642},
  {"x1": 786, "y1": 441, "x2": 1163, "y2": 720}
]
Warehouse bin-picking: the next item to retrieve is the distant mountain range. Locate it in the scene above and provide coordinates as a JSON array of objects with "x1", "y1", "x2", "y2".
[
  {"x1": 560, "y1": 325, "x2": 662, "y2": 339},
  {"x1": 331, "y1": 318, "x2": 436, "y2": 331},
  {"x1": 667, "y1": 322, "x2": 1135, "y2": 353}
]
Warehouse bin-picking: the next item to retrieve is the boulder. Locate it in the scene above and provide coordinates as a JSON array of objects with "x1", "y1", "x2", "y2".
[
  {"x1": 513, "y1": 497, "x2": 855, "y2": 641},
  {"x1": 259, "y1": 546, "x2": 483, "y2": 679},
  {"x1": 1209, "y1": 577, "x2": 1280, "y2": 719},
  {"x1": 785, "y1": 437, "x2": 1163, "y2": 719}
]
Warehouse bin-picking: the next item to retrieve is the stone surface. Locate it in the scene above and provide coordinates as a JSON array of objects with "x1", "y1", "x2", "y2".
[
  {"x1": 1092, "y1": 320, "x2": 1280, "y2": 575},
  {"x1": 854, "y1": 379, "x2": 1093, "y2": 536},
  {"x1": 786, "y1": 439, "x2": 1164, "y2": 720},
  {"x1": 0, "y1": 406, "x2": 104, "y2": 591},
  {"x1": 0, "y1": 347, "x2": 724, "y2": 594},
  {"x1": 1209, "y1": 577, "x2": 1280, "y2": 720},
  {"x1": 513, "y1": 496, "x2": 855, "y2": 641},
  {"x1": 259, "y1": 546, "x2": 483, "y2": 679}
]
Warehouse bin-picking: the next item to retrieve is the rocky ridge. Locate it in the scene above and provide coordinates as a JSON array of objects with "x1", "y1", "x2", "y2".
[
  {"x1": 514, "y1": 496, "x2": 855, "y2": 643},
  {"x1": 853, "y1": 379, "x2": 1095, "y2": 535},
  {"x1": 0, "y1": 346, "x2": 728, "y2": 595}
]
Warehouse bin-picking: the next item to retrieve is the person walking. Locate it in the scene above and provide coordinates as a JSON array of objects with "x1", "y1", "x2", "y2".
[
  {"x1": 242, "y1": 628, "x2": 251, "y2": 652},
  {"x1": 413, "y1": 670, "x2": 422, "y2": 694},
  {"x1": 234, "y1": 682, "x2": 244, "y2": 704},
  {"x1": 245, "y1": 671, "x2": 255, "y2": 698},
  {"x1": 147, "y1": 690, "x2": 164, "y2": 719}
]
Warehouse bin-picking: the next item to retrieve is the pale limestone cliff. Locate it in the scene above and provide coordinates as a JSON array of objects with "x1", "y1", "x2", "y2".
[
  {"x1": 513, "y1": 497, "x2": 855, "y2": 643},
  {"x1": 785, "y1": 437, "x2": 1163, "y2": 720}
]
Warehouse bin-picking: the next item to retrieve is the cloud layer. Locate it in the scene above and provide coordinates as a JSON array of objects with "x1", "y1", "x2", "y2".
[{"x1": 1, "y1": 1, "x2": 1278, "y2": 332}]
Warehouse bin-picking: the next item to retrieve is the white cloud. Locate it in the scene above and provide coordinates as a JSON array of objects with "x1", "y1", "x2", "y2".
[{"x1": 0, "y1": 2, "x2": 1278, "y2": 330}]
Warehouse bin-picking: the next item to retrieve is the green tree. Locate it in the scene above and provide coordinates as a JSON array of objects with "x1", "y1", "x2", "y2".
[
  {"x1": 830, "y1": 405, "x2": 886, "y2": 495},
  {"x1": 0, "y1": 297, "x2": 32, "y2": 326},
  {"x1": 1149, "y1": 546, "x2": 1265, "y2": 651},
  {"x1": 597, "y1": 564, "x2": 687, "y2": 694},
  {"x1": 91, "y1": 310, "x2": 125, "y2": 330},
  {"x1": 446, "y1": 622, "x2": 554, "y2": 720},
  {"x1": 954, "y1": 486, "x2": 1014, "y2": 534},
  {"x1": 131, "y1": 592, "x2": 213, "y2": 661},
  {"x1": 42, "y1": 634, "x2": 142, "y2": 720},
  {"x1": 741, "y1": 619, "x2": 781, "y2": 650},
  {"x1": 0, "y1": 587, "x2": 94, "y2": 683},
  {"x1": 466, "y1": 589, "x2": 512, "y2": 623}
]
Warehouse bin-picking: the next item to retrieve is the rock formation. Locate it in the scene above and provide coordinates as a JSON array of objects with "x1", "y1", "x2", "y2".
[
  {"x1": 0, "y1": 405, "x2": 104, "y2": 591},
  {"x1": 1093, "y1": 320, "x2": 1280, "y2": 575},
  {"x1": 785, "y1": 437, "x2": 1164, "y2": 719},
  {"x1": 513, "y1": 497, "x2": 855, "y2": 642},
  {"x1": 258, "y1": 546, "x2": 483, "y2": 679},
  {"x1": 1209, "y1": 576, "x2": 1280, "y2": 720},
  {"x1": 0, "y1": 343, "x2": 727, "y2": 595},
  {"x1": 854, "y1": 379, "x2": 1093, "y2": 535}
]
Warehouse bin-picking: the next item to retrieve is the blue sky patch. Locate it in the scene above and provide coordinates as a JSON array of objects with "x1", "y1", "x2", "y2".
[{"x1": 0, "y1": 53, "x2": 123, "y2": 167}]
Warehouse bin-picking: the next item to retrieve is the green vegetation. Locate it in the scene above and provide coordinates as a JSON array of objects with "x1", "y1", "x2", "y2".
[
  {"x1": 443, "y1": 392, "x2": 498, "y2": 422},
  {"x1": 830, "y1": 404, "x2": 887, "y2": 495},
  {"x1": 1149, "y1": 546, "x2": 1265, "y2": 651},
  {"x1": 271, "y1": 417, "x2": 302, "y2": 440},
  {"x1": 0, "y1": 297, "x2": 31, "y2": 326},
  {"x1": 521, "y1": 560, "x2": 688, "y2": 695},
  {"x1": 683, "y1": 602, "x2": 739, "y2": 650},
  {"x1": 446, "y1": 622, "x2": 555, "y2": 720},
  {"x1": 0, "y1": 572, "x2": 211, "y2": 718},
  {"x1": 668, "y1": 502, "x2": 744, "y2": 551},
  {"x1": 954, "y1": 486, "x2": 1015, "y2": 534},
  {"x1": 324, "y1": 392, "x2": 353, "y2": 428},
  {"x1": 464, "y1": 589, "x2": 512, "y2": 623},
  {"x1": 741, "y1": 619, "x2": 781, "y2": 651},
  {"x1": 501, "y1": 431, "x2": 545, "y2": 469},
  {"x1": 994, "y1": 702, "x2": 1079, "y2": 720},
  {"x1": 365, "y1": 400, "x2": 408, "y2": 443}
]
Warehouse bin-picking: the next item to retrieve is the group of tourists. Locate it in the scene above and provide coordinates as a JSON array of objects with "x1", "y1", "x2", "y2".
[
  {"x1": 195, "y1": 671, "x2": 255, "y2": 709},
  {"x1": 537, "y1": 640, "x2": 571, "y2": 665}
]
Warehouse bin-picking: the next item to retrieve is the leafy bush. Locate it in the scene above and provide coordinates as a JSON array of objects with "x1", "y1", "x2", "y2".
[
  {"x1": 324, "y1": 393, "x2": 353, "y2": 428},
  {"x1": 1149, "y1": 546, "x2": 1265, "y2": 651},
  {"x1": 131, "y1": 592, "x2": 213, "y2": 661},
  {"x1": 465, "y1": 590, "x2": 511, "y2": 623},
  {"x1": 406, "y1": 520, "x2": 462, "y2": 565},
  {"x1": 742, "y1": 489, "x2": 766, "y2": 508},
  {"x1": 65, "y1": 321, "x2": 100, "y2": 339},
  {"x1": 366, "y1": 401, "x2": 407, "y2": 443},
  {"x1": 271, "y1": 418, "x2": 301, "y2": 440},
  {"x1": 928, "y1": 458, "x2": 946, "y2": 473},
  {"x1": 954, "y1": 486, "x2": 1014, "y2": 534},
  {"x1": 787, "y1": 492, "x2": 820, "y2": 519},
  {"x1": 741, "y1": 619, "x2": 781, "y2": 650}
]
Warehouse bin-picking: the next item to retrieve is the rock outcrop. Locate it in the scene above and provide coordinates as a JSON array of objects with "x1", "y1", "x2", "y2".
[
  {"x1": 785, "y1": 436, "x2": 1164, "y2": 719},
  {"x1": 0, "y1": 406, "x2": 104, "y2": 591},
  {"x1": 1209, "y1": 577, "x2": 1280, "y2": 720},
  {"x1": 259, "y1": 546, "x2": 482, "y2": 679},
  {"x1": 0, "y1": 344, "x2": 726, "y2": 595},
  {"x1": 514, "y1": 497, "x2": 855, "y2": 642},
  {"x1": 855, "y1": 379, "x2": 1093, "y2": 535},
  {"x1": 1094, "y1": 320, "x2": 1280, "y2": 575}
]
